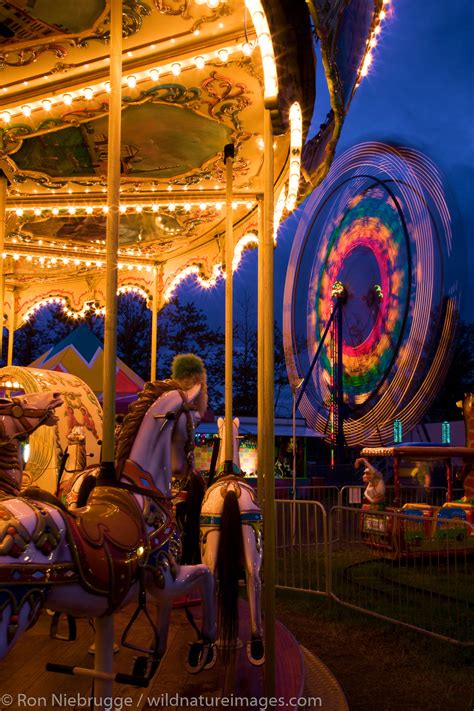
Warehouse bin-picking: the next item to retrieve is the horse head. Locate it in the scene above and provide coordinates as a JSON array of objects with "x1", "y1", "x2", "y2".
[
  {"x1": 216, "y1": 417, "x2": 241, "y2": 474},
  {"x1": 0, "y1": 391, "x2": 63, "y2": 443},
  {"x1": 122, "y1": 382, "x2": 203, "y2": 496}
]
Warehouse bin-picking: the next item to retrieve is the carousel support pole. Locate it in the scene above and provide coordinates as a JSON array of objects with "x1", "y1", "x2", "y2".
[
  {"x1": 257, "y1": 197, "x2": 265, "y2": 504},
  {"x1": 150, "y1": 265, "x2": 158, "y2": 381},
  {"x1": 0, "y1": 175, "x2": 6, "y2": 362},
  {"x1": 94, "y1": 0, "x2": 122, "y2": 706},
  {"x1": 99, "y1": 0, "x2": 122, "y2": 485},
  {"x1": 335, "y1": 295, "x2": 344, "y2": 465},
  {"x1": 262, "y1": 109, "x2": 275, "y2": 697},
  {"x1": 224, "y1": 143, "x2": 235, "y2": 472},
  {"x1": 6, "y1": 289, "x2": 15, "y2": 366}
]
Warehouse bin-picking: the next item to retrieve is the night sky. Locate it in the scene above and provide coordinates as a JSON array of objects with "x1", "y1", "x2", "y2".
[{"x1": 176, "y1": 0, "x2": 473, "y2": 413}]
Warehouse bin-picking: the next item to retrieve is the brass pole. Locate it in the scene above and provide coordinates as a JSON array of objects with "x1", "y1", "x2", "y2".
[
  {"x1": 262, "y1": 110, "x2": 275, "y2": 696},
  {"x1": 6, "y1": 289, "x2": 15, "y2": 366},
  {"x1": 257, "y1": 197, "x2": 265, "y2": 503},
  {"x1": 100, "y1": 0, "x2": 122, "y2": 479},
  {"x1": 150, "y1": 265, "x2": 158, "y2": 381},
  {"x1": 0, "y1": 176, "x2": 6, "y2": 362},
  {"x1": 224, "y1": 144, "x2": 235, "y2": 471}
]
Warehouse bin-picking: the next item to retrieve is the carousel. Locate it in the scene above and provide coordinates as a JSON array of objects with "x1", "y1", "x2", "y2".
[{"x1": 0, "y1": 1, "x2": 389, "y2": 707}]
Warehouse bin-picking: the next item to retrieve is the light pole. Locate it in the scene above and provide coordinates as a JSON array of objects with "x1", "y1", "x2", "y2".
[{"x1": 291, "y1": 378, "x2": 304, "y2": 544}]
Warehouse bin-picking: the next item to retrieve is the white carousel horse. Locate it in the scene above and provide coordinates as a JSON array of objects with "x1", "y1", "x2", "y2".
[
  {"x1": 0, "y1": 383, "x2": 216, "y2": 677},
  {"x1": 57, "y1": 426, "x2": 88, "y2": 506},
  {"x1": 200, "y1": 417, "x2": 264, "y2": 665}
]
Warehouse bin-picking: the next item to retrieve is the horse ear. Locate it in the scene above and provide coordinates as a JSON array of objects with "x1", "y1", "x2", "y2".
[
  {"x1": 233, "y1": 417, "x2": 240, "y2": 428},
  {"x1": 217, "y1": 417, "x2": 224, "y2": 428}
]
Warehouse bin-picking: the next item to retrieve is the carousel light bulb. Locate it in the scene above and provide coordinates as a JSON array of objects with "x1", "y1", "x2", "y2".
[
  {"x1": 26, "y1": 255, "x2": 32, "y2": 262},
  {"x1": 218, "y1": 49, "x2": 229, "y2": 62},
  {"x1": 68, "y1": 206, "x2": 76, "y2": 215},
  {"x1": 149, "y1": 68, "x2": 160, "y2": 81},
  {"x1": 136, "y1": 205, "x2": 143, "y2": 213},
  {"x1": 86, "y1": 206, "x2": 93, "y2": 214},
  {"x1": 207, "y1": 0, "x2": 220, "y2": 8},
  {"x1": 171, "y1": 63, "x2": 181, "y2": 76},
  {"x1": 168, "y1": 203, "x2": 176, "y2": 211},
  {"x1": 379, "y1": 10, "x2": 386, "y2": 20},
  {"x1": 184, "y1": 203, "x2": 191, "y2": 211},
  {"x1": 102, "y1": 205, "x2": 109, "y2": 213},
  {"x1": 199, "y1": 202, "x2": 207, "y2": 210},
  {"x1": 119, "y1": 204, "x2": 127, "y2": 213},
  {"x1": 126, "y1": 75, "x2": 137, "y2": 88},
  {"x1": 74, "y1": 258, "x2": 80, "y2": 265},
  {"x1": 374, "y1": 25, "x2": 381, "y2": 35},
  {"x1": 13, "y1": 253, "x2": 19, "y2": 260},
  {"x1": 22, "y1": 105, "x2": 32, "y2": 117},
  {"x1": 152, "y1": 204, "x2": 159, "y2": 212},
  {"x1": 15, "y1": 208, "x2": 23, "y2": 216},
  {"x1": 85, "y1": 260, "x2": 91, "y2": 267},
  {"x1": 63, "y1": 94, "x2": 72, "y2": 106},
  {"x1": 1, "y1": 111, "x2": 11, "y2": 123},
  {"x1": 195, "y1": 56, "x2": 205, "y2": 69},
  {"x1": 42, "y1": 99, "x2": 52, "y2": 111},
  {"x1": 242, "y1": 42, "x2": 253, "y2": 56},
  {"x1": 34, "y1": 208, "x2": 41, "y2": 216},
  {"x1": 370, "y1": 37, "x2": 377, "y2": 48},
  {"x1": 215, "y1": 202, "x2": 222, "y2": 210},
  {"x1": 83, "y1": 87, "x2": 94, "y2": 100},
  {"x1": 52, "y1": 207, "x2": 59, "y2": 215},
  {"x1": 104, "y1": 81, "x2": 111, "y2": 93}
]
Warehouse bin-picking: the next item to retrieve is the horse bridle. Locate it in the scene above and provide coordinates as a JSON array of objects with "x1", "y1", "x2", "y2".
[{"x1": 0, "y1": 397, "x2": 57, "y2": 443}]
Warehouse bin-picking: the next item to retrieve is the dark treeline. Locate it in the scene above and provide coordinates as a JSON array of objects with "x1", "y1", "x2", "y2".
[{"x1": 9, "y1": 293, "x2": 288, "y2": 416}]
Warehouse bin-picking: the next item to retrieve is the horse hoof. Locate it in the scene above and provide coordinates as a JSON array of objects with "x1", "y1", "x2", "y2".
[
  {"x1": 186, "y1": 640, "x2": 216, "y2": 674},
  {"x1": 247, "y1": 638, "x2": 265, "y2": 666}
]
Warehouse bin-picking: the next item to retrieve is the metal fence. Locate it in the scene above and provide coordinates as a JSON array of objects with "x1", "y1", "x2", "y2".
[
  {"x1": 273, "y1": 499, "x2": 474, "y2": 645},
  {"x1": 338, "y1": 485, "x2": 449, "y2": 508},
  {"x1": 275, "y1": 499, "x2": 328, "y2": 595}
]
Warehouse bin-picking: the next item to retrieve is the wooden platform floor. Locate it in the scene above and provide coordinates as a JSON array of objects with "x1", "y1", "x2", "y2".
[{"x1": 0, "y1": 600, "x2": 345, "y2": 710}]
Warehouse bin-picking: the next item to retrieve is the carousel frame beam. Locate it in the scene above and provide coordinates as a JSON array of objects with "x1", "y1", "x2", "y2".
[
  {"x1": 0, "y1": 175, "x2": 6, "y2": 362},
  {"x1": 7, "y1": 192, "x2": 262, "y2": 207}
]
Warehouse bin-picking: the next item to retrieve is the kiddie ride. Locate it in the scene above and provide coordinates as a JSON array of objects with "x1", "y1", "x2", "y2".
[{"x1": 359, "y1": 444, "x2": 474, "y2": 559}]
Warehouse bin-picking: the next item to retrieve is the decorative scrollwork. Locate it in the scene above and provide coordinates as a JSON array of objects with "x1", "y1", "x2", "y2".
[
  {"x1": 74, "y1": 0, "x2": 152, "y2": 47},
  {"x1": 190, "y1": 2, "x2": 232, "y2": 32},
  {"x1": 0, "y1": 125, "x2": 32, "y2": 157},
  {"x1": 201, "y1": 71, "x2": 252, "y2": 131},
  {"x1": 123, "y1": 83, "x2": 201, "y2": 107},
  {"x1": 0, "y1": 43, "x2": 66, "y2": 70},
  {"x1": 153, "y1": 0, "x2": 192, "y2": 19}
]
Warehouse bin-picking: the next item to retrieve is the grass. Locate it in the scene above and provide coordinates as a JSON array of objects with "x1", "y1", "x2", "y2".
[{"x1": 275, "y1": 589, "x2": 474, "y2": 711}]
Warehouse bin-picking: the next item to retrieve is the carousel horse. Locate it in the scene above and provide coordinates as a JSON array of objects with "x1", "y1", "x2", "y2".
[
  {"x1": 0, "y1": 391, "x2": 63, "y2": 500},
  {"x1": 0, "y1": 383, "x2": 216, "y2": 677},
  {"x1": 57, "y1": 426, "x2": 89, "y2": 506},
  {"x1": 200, "y1": 417, "x2": 264, "y2": 666}
]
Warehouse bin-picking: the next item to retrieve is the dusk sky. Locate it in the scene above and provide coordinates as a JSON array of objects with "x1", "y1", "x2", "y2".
[{"x1": 180, "y1": 0, "x2": 474, "y2": 331}]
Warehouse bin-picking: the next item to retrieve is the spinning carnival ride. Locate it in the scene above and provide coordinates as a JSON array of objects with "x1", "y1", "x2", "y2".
[{"x1": 283, "y1": 142, "x2": 462, "y2": 449}]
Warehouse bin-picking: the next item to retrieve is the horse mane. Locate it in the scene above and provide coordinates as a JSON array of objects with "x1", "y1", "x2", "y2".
[{"x1": 115, "y1": 380, "x2": 182, "y2": 476}]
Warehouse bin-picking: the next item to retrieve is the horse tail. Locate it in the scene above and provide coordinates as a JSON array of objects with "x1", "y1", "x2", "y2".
[
  {"x1": 181, "y1": 472, "x2": 206, "y2": 564},
  {"x1": 216, "y1": 489, "x2": 243, "y2": 652}
]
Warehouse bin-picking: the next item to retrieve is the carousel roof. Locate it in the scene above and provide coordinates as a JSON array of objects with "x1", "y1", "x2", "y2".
[{"x1": 0, "y1": 0, "x2": 386, "y2": 325}]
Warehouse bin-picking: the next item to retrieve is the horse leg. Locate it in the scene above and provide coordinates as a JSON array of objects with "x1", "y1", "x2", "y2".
[
  {"x1": 170, "y1": 563, "x2": 217, "y2": 673},
  {"x1": 242, "y1": 526, "x2": 265, "y2": 666}
]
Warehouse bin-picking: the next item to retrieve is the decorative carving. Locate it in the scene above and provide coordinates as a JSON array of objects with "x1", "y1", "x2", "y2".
[
  {"x1": 0, "y1": 44, "x2": 66, "y2": 70},
  {"x1": 190, "y1": 2, "x2": 232, "y2": 32},
  {"x1": 153, "y1": 0, "x2": 192, "y2": 19},
  {"x1": 0, "y1": 506, "x2": 31, "y2": 558},
  {"x1": 201, "y1": 71, "x2": 252, "y2": 131}
]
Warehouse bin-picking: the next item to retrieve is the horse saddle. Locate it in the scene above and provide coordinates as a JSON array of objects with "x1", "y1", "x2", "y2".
[{"x1": 65, "y1": 485, "x2": 148, "y2": 612}]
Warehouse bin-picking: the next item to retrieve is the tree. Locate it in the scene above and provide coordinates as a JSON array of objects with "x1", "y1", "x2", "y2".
[
  {"x1": 117, "y1": 293, "x2": 151, "y2": 380},
  {"x1": 426, "y1": 320, "x2": 474, "y2": 421}
]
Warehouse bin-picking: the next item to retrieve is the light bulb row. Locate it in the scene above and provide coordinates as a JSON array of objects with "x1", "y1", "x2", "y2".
[
  {"x1": 244, "y1": 0, "x2": 278, "y2": 100},
  {"x1": 358, "y1": 0, "x2": 391, "y2": 81},
  {"x1": 0, "y1": 40, "x2": 256, "y2": 125},
  {"x1": 286, "y1": 102, "x2": 303, "y2": 211},
  {"x1": 9, "y1": 200, "x2": 256, "y2": 217},
  {"x1": 3, "y1": 250, "x2": 154, "y2": 271}
]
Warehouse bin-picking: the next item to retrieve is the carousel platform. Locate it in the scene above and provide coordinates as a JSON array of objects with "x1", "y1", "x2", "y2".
[{"x1": 0, "y1": 600, "x2": 347, "y2": 710}]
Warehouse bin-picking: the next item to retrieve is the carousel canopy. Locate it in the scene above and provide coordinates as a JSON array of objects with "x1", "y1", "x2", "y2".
[{"x1": 0, "y1": 0, "x2": 386, "y2": 327}]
